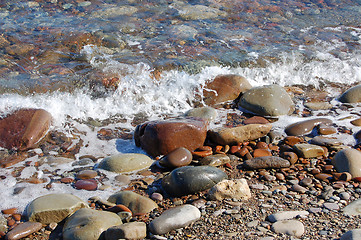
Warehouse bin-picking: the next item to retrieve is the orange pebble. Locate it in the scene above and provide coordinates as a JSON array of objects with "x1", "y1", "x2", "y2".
[
  {"x1": 2, "y1": 208, "x2": 17, "y2": 215},
  {"x1": 253, "y1": 149, "x2": 272, "y2": 158}
]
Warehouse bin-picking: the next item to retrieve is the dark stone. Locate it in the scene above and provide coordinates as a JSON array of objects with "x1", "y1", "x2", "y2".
[
  {"x1": 243, "y1": 156, "x2": 291, "y2": 169},
  {"x1": 285, "y1": 118, "x2": 332, "y2": 136}
]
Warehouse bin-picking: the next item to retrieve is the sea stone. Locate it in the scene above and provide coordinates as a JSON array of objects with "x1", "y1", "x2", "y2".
[
  {"x1": 5, "y1": 221, "x2": 43, "y2": 240},
  {"x1": 340, "y1": 229, "x2": 361, "y2": 240},
  {"x1": 74, "y1": 179, "x2": 97, "y2": 191},
  {"x1": 98, "y1": 153, "x2": 154, "y2": 173},
  {"x1": 149, "y1": 204, "x2": 201, "y2": 235},
  {"x1": 185, "y1": 107, "x2": 217, "y2": 122},
  {"x1": 208, "y1": 124, "x2": 272, "y2": 145},
  {"x1": 271, "y1": 220, "x2": 304, "y2": 237},
  {"x1": 107, "y1": 191, "x2": 158, "y2": 215},
  {"x1": 310, "y1": 136, "x2": 342, "y2": 146},
  {"x1": 76, "y1": 170, "x2": 97, "y2": 179},
  {"x1": 105, "y1": 222, "x2": 146, "y2": 240},
  {"x1": 162, "y1": 166, "x2": 228, "y2": 196},
  {"x1": 0, "y1": 214, "x2": 7, "y2": 232},
  {"x1": 285, "y1": 118, "x2": 332, "y2": 136},
  {"x1": 199, "y1": 154, "x2": 230, "y2": 167},
  {"x1": 243, "y1": 116, "x2": 270, "y2": 125},
  {"x1": 293, "y1": 143, "x2": 325, "y2": 158},
  {"x1": 343, "y1": 198, "x2": 361, "y2": 216},
  {"x1": 267, "y1": 211, "x2": 309, "y2": 223},
  {"x1": 244, "y1": 156, "x2": 291, "y2": 169},
  {"x1": 176, "y1": 4, "x2": 227, "y2": 20},
  {"x1": 134, "y1": 118, "x2": 208, "y2": 157},
  {"x1": 0, "y1": 108, "x2": 52, "y2": 150},
  {"x1": 239, "y1": 85, "x2": 294, "y2": 116},
  {"x1": 339, "y1": 85, "x2": 361, "y2": 103},
  {"x1": 38, "y1": 156, "x2": 74, "y2": 167},
  {"x1": 304, "y1": 101, "x2": 332, "y2": 110},
  {"x1": 208, "y1": 179, "x2": 251, "y2": 201},
  {"x1": 203, "y1": 74, "x2": 252, "y2": 105},
  {"x1": 159, "y1": 147, "x2": 192, "y2": 168},
  {"x1": 62, "y1": 208, "x2": 122, "y2": 240},
  {"x1": 332, "y1": 148, "x2": 361, "y2": 178},
  {"x1": 25, "y1": 193, "x2": 89, "y2": 224}
]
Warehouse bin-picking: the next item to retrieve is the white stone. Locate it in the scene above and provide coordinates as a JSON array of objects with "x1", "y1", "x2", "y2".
[
  {"x1": 271, "y1": 220, "x2": 304, "y2": 237},
  {"x1": 208, "y1": 179, "x2": 251, "y2": 201},
  {"x1": 267, "y1": 210, "x2": 309, "y2": 223},
  {"x1": 343, "y1": 198, "x2": 361, "y2": 216}
]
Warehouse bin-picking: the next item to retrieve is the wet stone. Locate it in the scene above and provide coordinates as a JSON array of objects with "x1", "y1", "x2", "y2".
[
  {"x1": 76, "y1": 170, "x2": 97, "y2": 179},
  {"x1": 310, "y1": 136, "x2": 342, "y2": 146},
  {"x1": 285, "y1": 118, "x2": 332, "y2": 136},
  {"x1": 98, "y1": 153, "x2": 154, "y2": 173},
  {"x1": 280, "y1": 152, "x2": 298, "y2": 165},
  {"x1": 199, "y1": 154, "x2": 230, "y2": 167},
  {"x1": 5, "y1": 221, "x2": 43, "y2": 240},
  {"x1": 114, "y1": 175, "x2": 131, "y2": 186},
  {"x1": 159, "y1": 147, "x2": 192, "y2": 168},
  {"x1": 244, "y1": 156, "x2": 291, "y2": 169},
  {"x1": 339, "y1": 85, "x2": 361, "y2": 103},
  {"x1": 293, "y1": 143, "x2": 324, "y2": 158},
  {"x1": 74, "y1": 179, "x2": 97, "y2": 191},
  {"x1": 244, "y1": 116, "x2": 270, "y2": 125},
  {"x1": 184, "y1": 107, "x2": 217, "y2": 122}
]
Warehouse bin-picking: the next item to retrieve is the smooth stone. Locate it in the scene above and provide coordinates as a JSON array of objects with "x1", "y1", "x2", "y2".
[
  {"x1": 114, "y1": 175, "x2": 131, "y2": 186},
  {"x1": 159, "y1": 147, "x2": 192, "y2": 168},
  {"x1": 323, "y1": 202, "x2": 339, "y2": 211},
  {"x1": 98, "y1": 153, "x2": 154, "y2": 173},
  {"x1": 184, "y1": 107, "x2": 217, "y2": 122},
  {"x1": 25, "y1": 193, "x2": 89, "y2": 224},
  {"x1": 340, "y1": 192, "x2": 351, "y2": 200},
  {"x1": 285, "y1": 118, "x2": 332, "y2": 136},
  {"x1": 105, "y1": 222, "x2": 146, "y2": 240},
  {"x1": 38, "y1": 156, "x2": 74, "y2": 167},
  {"x1": 149, "y1": 204, "x2": 201, "y2": 235},
  {"x1": 343, "y1": 198, "x2": 361, "y2": 216},
  {"x1": 134, "y1": 118, "x2": 208, "y2": 157},
  {"x1": 74, "y1": 179, "x2": 97, "y2": 191},
  {"x1": 310, "y1": 136, "x2": 342, "y2": 146},
  {"x1": 208, "y1": 124, "x2": 272, "y2": 145},
  {"x1": 63, "y1": 208, "x2": 122, "y2": 240},
  {"x1": 332, "y1": 148, "x2": 361, "y2": 178},
  {"x1": 280, "y1": 152, "x2": 298, "y2": 165},
  {"x1": 340, "y1": 229, "x2": 361, "y2": 240},
  {"x1": 293, "y1": 143, "x2": 324, "y2": 158},
  {"x1": 351, "y1": 118, "x2": 361, "y2": 126},
  {"x1": 243, "y1": 156, "x2": 290, "y2": 169},
  {"x1": 199, "y1": 154, "x2": 230, "y2": 167},
  {"x1": 267, "y1": 210, "x2": 309, "y2": 223},
  {"x1": 300, "y1": 178, "x2": 313, "y2": 187},
  {"x1": 339, "y1": 85, "x2": 361, "y2": 103},
  {"x1": 151, "y1": 192, "x2": 163, "y2": 201},
  {"x1": 243, "y1": 116, "x2": 270, "y2": 125},
  {"x1": 106, "y1": 204, "x2": 132, "y2": 214},
  {"x1": 318, "y1": 124, "x2": 337, "y2": 135},
  {"x1": 107, "y1": 191, "x2": 158, "y2": 215},
  {"x1": 308, "y1": 207, "x2": 322, "y2": 213},
  {"x1": 208, "y1": 179, "x2": 251, "y2": 201},
  {"x1": 202, "y1": 74, "x2": 252, "y2": 105},
  {"x1": 5, "y1": 221, "x2": 43, "y2": 240},
  {"x1": 239, "y1": 84, "x2": 294, "y2": 116},
  {"x1": 271, "y1": 220, "x2": 304, "y2": 237},
  {"x1": 290, "y1": 184, "x2": 308, "y2": 193},
  {"x1": 304, "y1": 101, "x2": 332, "y2": 110},
  {"x1": 162, "y1": 166, "x2": 227, "y2": 196},
  {"x1": 76, "y1": 170, "x2": 97, "y2": 179}
]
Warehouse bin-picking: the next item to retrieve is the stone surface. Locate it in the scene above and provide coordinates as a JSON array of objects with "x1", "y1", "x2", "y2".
[
  {"x1": 243, "y1": 116, "x2": 270, "y2": 125},
  {"x1": 285, "y1": 118, "x2": 332, "y2": 136},
  {"x1": 332, "y1": 148, "x2": 361, "y2": 178},
  {"x1": 244, "y1": 156, "x2": 291, "y2": 169},
  {"x1": 203, "y1": 74, "x2": 252, "y2": 105},
  {"x1": 208, "y1": 124, "x2": 272, "y2": 145},
  {"x1": 107, "y1": 191, "x2": 158, "y2": 215},
  {"x1": 149, "y1": 204, "x2": 201, "y2": 235},
  {"x1": 271, "y1": 220, "x2": 304, "y2": 237},
  {"x1": 0, "y1": 108, "x2": 52, "y2": 151},
  {"x1": 184, "y1": 107, "x2": 217, "y2": 122},
  {"x1": 134, "y1": 118, "x2": 208, "y2": 157},
  {"x1": 293, "y1": 143, "x2": 325, "y2": 158},
  {"x1": 25, "y1": 193, "x2": 89, "y2": 224},
  {"x1": 239, "y1": 85, "x2": 294, "y2": 116},
  {"x1": 176, "y1": 4, "x2": 227, "y2": 20},
  {"x1": 351, "y1": 118, "x2": 361, "y2": 126},
  {"x1": 199, "y1": 154, "x2": 230, "y2": 167},
  {"x1": 38, "y1": 156, "x2": 74, "y2": 167},
  {"x1": 340, "y1": 229, "x2": 361, "y2": 240},
  {"x1": 5, "y1": 221, "x2": 43, "y2": 240},
  {"x1": 162, "y1": 166, "x2": 228, "y2": 196},
  {"x1": 343, "y1": 198, "x2": 361, "y2": 216},
  {"x1": 159, "y1": 147, "x2": 192, "y2": 168},
  {"x1": 63, "y1": 208, "x2": 122, "y2": 240},
  {"x1": 310, "y1": 136, "x2": 342, "y2": 146},
  {"x1": 105, "y1": 222, "x2": 146, "y2": 240},
  {"x1": 208, "y1": 179, "x2": 251, "y2": 201},
  {"x1": 267, "y1": 211, "x2": 309, "y2": 223},
  {"x1": 98, "y1": 153, "x2": 154, "y2": 173},
  {"x1": 339, "y1": 85, "x2": 361, "y2": 103},
  {"x1": 0, "y1": 214, "x2": 7, "y2": 232},
  {"x1": 74, "y1": 179, "x2": 98, "y2": 191}
]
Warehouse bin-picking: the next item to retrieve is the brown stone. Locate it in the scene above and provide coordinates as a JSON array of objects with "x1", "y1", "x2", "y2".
[
  {"x1": 0, "y1": 109, "x2": 52, "y2": 151},
  {"x1": 280, "y1": 152, "x2": 298, "y2": 165},
  {"x1": 317, "y1": 124, "x2": 337, "y2": 135},
  {"x1": 159, "y1": 147, "x2": 192, "y2": 168},
  {"x1": 74, "y1": 179, "x2": 97, "y2": 191},
  {"x1": 106, "y1": 204, "x2": 132, "y2": 215},
  {"x1": 134, "y1": 118, "x2": 208, "y2": 157},
  {"x1": 284, "y1": 136, "x2": 302, "y2": 146},
  {"x1": 351, "y1": 118, "x2": 361, "y2": 126},
  {"x1": 256, "y1": 142, "x2": 269, "y2": 149},
  {"x1": 6, "y1": 222, "x2": 43, "y2": 240},
  {"x1": 2, "y1": 208, "x2": 17, "y2": 215},
  {"x1": 253, "y1": 149, "x2": 272, "y2": 158},
  {"x1": 0, "y1": 152, "x2": 29, "y2": 168},
  {"x1": 315, "y1": 173, "x2": 333, "y2": 183},
  {"x1": 203, "y1": 74, "x2": 252, "y2": 105},
  {"x1": 76, "y1": 170, "x2": 97, "y2": 180},
  {"x1": 285, "y1": 118, "x2": 332, "y2": 136},
  {"x1": 244, "y1": 116, "x2": 269, "y2": 125}
]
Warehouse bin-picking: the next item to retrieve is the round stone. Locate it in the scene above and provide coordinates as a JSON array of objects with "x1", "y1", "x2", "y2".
[
  {"x1": 158, "y1": 147, "x2": 192, "y2": 168},
  {"x1": 332, "y1": 148, "x2": 361, "y2": 178},
  {"x1": 339, "y1": 85, "x2": 361, "y2": 103},
  {"x1": 76, "y1": 170, "x2": 97, "y2": 179},
  {"x1": 271, "y1": 220, "x2": 304, "y2": 237},
  {"x1": 98, "y1": 153, "x2": 154, "y2": 173},
  {"x1": 184, "y1": 107, "x2": 217, "y2": 122},
  {"x1": 74, "y1": 179, "x2": 97, "y2": 191}
]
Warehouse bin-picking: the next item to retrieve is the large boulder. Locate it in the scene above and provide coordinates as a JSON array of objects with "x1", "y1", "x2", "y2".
[
  {"x1": 134, "y1": 118, "x2": 208, "y2": 157},
  {"x1": 203, "y1": 74, "x2": 252, "y2": 106},
  {"x1": 339, "y1": 85, "x2": 361, "y2": 103},
  {"x1": 98, "y1": 153, "x2": 154, "y2": 173},
  {"x1": 238, "y1": 85, "x2": 294, "y2": 116},
  {"x1": 0, "y1": 108, "x2": 52, "y2": 150}
]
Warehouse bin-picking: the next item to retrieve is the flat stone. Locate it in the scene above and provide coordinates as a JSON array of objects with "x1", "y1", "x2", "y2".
[
  {"x1": 290, "y1": 184, "x2": 308, "y2": 193},
  {"x1": 332, "y1": 148, "x2": 361, "y2": 178},
  {"x1": 267, "y1": 210, "x2": 309, "y2": 223},
  {"x1": 105, "y1": 222, "x2": 146, "y2": 240},
  {"x1": 271, "y1": 220, "x2": 304, "y2": 237},
  {"x1": 114, "y1": 175, "x2": 131, "y2": 186},
  {"x1": 5, "y1": 221, "x2": 43, "y2": 240},
  {"x1": 76, "y1": 170, "x2": 97, "y2": 179},
  {"x1": 162, "y1": 166, "x2": 227, "y2": 196},
  {"x1": 184, "y1": 107, "x2": 217, "y2": 122},
  {"x1": 74, "y1": 179, "x2": 97, "y2": 191},
  {"x1": 174, "y1": 3, "x2": 227, "y2": 20},
  {"x1": 158, "y1": 147, "x2": 192, "y2": 168},
  {"x1": 244, "y1": 156, "x2": 290, "y2": 169},
  {"x1": 149, "y1": 204, "x2": 201, "y2": 235},
  {"x1": 293, "y1": 143, "x2": 324, "y2": 158},
  {"x1": 310, "y1": 136, "x2": 342, "y2": 146},
  {"x1": 340, "y1": 229, "x2": 361, "y2": 240},
  {"x1": 243, "y1": 116, "x2": 270, "y2": 125},
  {"x1": 318, "y1": 124, "x2": 337, "y2": 135},
  {"x1": 339, "y1": 85, "x2": 361, "y2": 103},
  {"x1": 304, "y1": 101, "x2": 332, "y2": 110},
  {"x1": 107, "y1": 191, "x2": 158, "y2": 215},
  {"x1": 199, "y1": 154, "x2": 230, "y2": 167},
  {"x1": 308, "y1": 207, "x2": 322, "y2": 213},
  {"x1": 343, "y1": 198, "x2": 361, "y2": 216},
  {"x1": 300, "y1": 178, "x2": 313, "y2": 187},
  {"x1": 63, "y1": 208, "x2": 122, "y2": 240},
  {"x1": 98, "y1": 153, "x2": 154, "y2": 173},
  {"x1": 208, "y1": 179, "x2": 251, "y2": 201},
  {"x1": 239, "y1": 84, "x2": 294, "y2": 116},
  {"x1": 208, "y1": 124, "x2": 272, "y2": 145},
  {"x1": 25, "y1": 193, "x2": 89, "y2": 224},
  {"x1": 285, "y1": 118, "x2": 332, "y2": 136},
  {"x1": 323, "y1": 202, "x2": 339, "y2": 211}
]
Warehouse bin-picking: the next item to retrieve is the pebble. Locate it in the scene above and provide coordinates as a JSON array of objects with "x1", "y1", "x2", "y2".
[
  {"x1": 310, "y1": 136, "x2": 342, "y2": 146},
  {"x1": 98, "y1": 153, "x2": 154, "y2": 173},
  {"x1": 76, "y1": 170, "x2": 97, "y2": 179},
  {"x1": 74, "y1": 179, "x2": 98, "y2": 191},
  {"x1": 114, "y1": 175, "x2": 131, "y2": 186},
  {"x1": 340, "y1": 192, "x2": 351, "y2": 200},
  {"x1": 267, "y1": 210, "x2": 309, "y2": 222},
  {"x1": 332, "y1": 148, "x2": 361, "y2": 178},
  {"x1": 308, "y1": 207, "x2": 322, "y2": 213},
  {"x1": 253, "y1": 149, "x2": 272, "y2": 157},
  {"x1": 208, "y1": 179, "x2": 251, "y2": 201},
  {"x1": 293, "y1": 143, "x2": 325, "y2": 158},
  {"x1": 285, "y1": 118, "x2": 332, "y2": 136},
  {"x1": 300, "y1": 177, "x2": 313, "y2": 187},
  {"x1": 271, "y1": 220, "x2": 304, "y2": 237},
  {"x1": 199, "y1": 154, "x2": 230, "y2": 167},
  {"x1": 5, "y1": 221, "x2": 43, "y2": 240},
  {"x1": 290, "y1": 184, "x2": 308, "y2": 193},
  {"x1": 105, "y1": 222, "x2": 146, "y2": 240},
  {"x1": 280, "y1": 152, "x2": 298, "y2": 165},
  {"x1": 323, "y1": 202, "x2": 339, "y2": 211},
  {"x1": 151, "y1": 192, "x2": 163, "y2": 201},
  {"x1": 158, "y1": 147, "x2": 192, "y2": 168},
  {"x1": 244, "y1": 156, "x2": 291, "y2": 169},
  {"x1": 246, "y1": 220, "x2": 259, "y2": 228},
  {"x1": 184, "y1": 107, "x2": 217, "y2": 122}
]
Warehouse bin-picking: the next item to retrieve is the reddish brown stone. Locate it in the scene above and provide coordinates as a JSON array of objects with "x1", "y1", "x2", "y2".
[
  {"x1": 2, "y1": 208, "x2": 17, "y2": 215},
  {"x1": 280, "y1": 152, "x2": 298, "y2": 165},
  {"x1": 76, "y1": 170, "x2": 98, "y2": 179},
  {"x1": 244, "y1": 116, "x2": 269, "y2": 125},
  {"x1": 74, "y1": 179, "x2": 97, "y2": 191},
  {"x1": 106, "y1": 204, "x2": 132, "y2": 215},
  {"x1": 284, "y1": 136, "x2": 302, "y2": 146},
  {"x1": 253, "y1": 149, "x2": 271, "y2": 158},
  {"x1": 192, "y1": 150, "x2": 212, "y2": 158},
  {"x1": 60, "y1": 177, "x2": 74, "y2": 183},
  {"x1": 134, "y1": 118, "x2": 208, "y2": 157},
  {"x1": 0, "y1": 152, "x2": 29, "y2": 168},
  {"x1": 256, "y1": 142, "x2": 268, "y2": 149},
  {"x1": 315, "y1": 173, "x2": 333, "y2": 183},
  {"x1": 230, "y1": 145, "x2": 241, "y2": 154},
  {"x1": 0, "y1": 109, "x2": 52, "y2": 151},
  {"x1": 5, "y1": 221, "x2": 43, "y2": 240}
]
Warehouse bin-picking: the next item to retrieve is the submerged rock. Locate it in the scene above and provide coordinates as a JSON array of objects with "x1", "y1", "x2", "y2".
[
  {"x1": 185, "y1": 107, "x2": 217, "y2": 122},
  {"x1": 98, "y1": 153, "x2": 154, "y2": 173}
]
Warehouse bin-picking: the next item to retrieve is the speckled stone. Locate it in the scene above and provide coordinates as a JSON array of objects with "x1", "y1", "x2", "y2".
[
  {"x1": 244, "y1": 156, "x2": 290, "y2": 169},
  {"x1": 208, "y1": 179, "x2": 251, "y2": 201}
]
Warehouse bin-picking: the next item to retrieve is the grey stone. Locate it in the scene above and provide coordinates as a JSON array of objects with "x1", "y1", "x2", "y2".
[
  {"x1": 25, "y1": 193, "x2": 89, "y2": 224},
  {"x1": 239, "y1": 84, "x2": 294, "y2": 116},
  {"x1": 343, "y1": 198, "x2": 361, "y2": 216},
  {"x1": 208, "y1": 179, "x2": 251, "y2": 201},
  {"x1": 293, "y1": 143, "x2": 324, "y2": 158},
  {"x1": 149, "y1": 204, "x2": 201, "y2": 235},
  {"x1": 38, "y1": 156, "x2": 74, "y2": 167},
  {"x1": 332, "y1": 148, "x2": 361, "y2": 178},
  {"x1": 340, "y1": 229, "x2": 361, "y2": 240},
  {"x1": 271, "y1": 220, "x2": 304, "y2": 237},
  {"x1": 162, "y1": 166, "x2": 227, "y2": 196},
  {"x1": 5, "y1": 222, "x2": 43, "y2": 240},
  {"x1": 339, "y1": 85, "x2": 361, "y2": 103},
  {"x1": 244, "y1": 156, "x2": 290, "y2": 169},
  {"x1": 0, "y1": 214, "x2": 7, "y2": 232},
  {"x1": 310, "y1": 136, "x2": 342, "y2": 146},
  {"x1": 92, "y1": 6, "x2": 138, "y2": 18},
  {"x1": 174, "y1": 4, "x2": 227, "y2": 20},
  {"x1": 305, "y1": 102, "x2": 332, "y2": 110},
  {"x1": 63, "y1": 208, "x2": 122, "y2": 240},
  {"x1": 105, "y1": 222, "x2": 146, "y2": 240},
  {"x1": 199, "y1": 154, "x2": 230, "y2": 167},
  {"x1": 98, "y1": 153, "x2": 154, "y2": 173},
  {"x1": 323, "y1": 202, "x2": 339, "y2": 211},
  {"x1": 267, "y1": 210, "x2": 309, "y2": 223},
  {"x1": 185, "y1": 107, "x2": 217, "y2": 122},
  {"x1": 285, "y1": 118, "x2": 332, "y2": 136}
]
